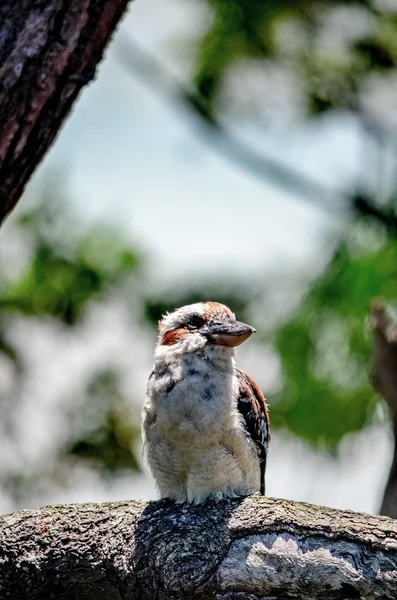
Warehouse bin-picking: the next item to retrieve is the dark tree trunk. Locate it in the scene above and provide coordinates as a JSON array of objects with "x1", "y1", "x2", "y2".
[
  {"x1": 380, "y1": 425, "x2": 397, "y2": 518},
  {"x1": 0, "y1": 496, "x2": 397, "y2": 599},
  {"x1": 369, "y1": 299, "x2": 397, "y2": 518},
  {"x1": 0, "y1": 0, "x2": 131, "y2": 224}
]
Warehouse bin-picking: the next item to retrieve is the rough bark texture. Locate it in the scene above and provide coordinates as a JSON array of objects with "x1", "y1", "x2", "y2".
[
  {"x1": 0, "y1": 0, "x2": 131, "y2": 224},
  {"x1": 369, "y1": 299, "x2": 397, "y2": 518},
  {"x1": 0, "y1": 496, "x2": 397, "y2": 599}
]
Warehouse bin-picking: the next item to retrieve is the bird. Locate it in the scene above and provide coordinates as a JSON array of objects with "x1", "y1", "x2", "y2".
[{"x1": 141, "y1": 301, "x2": 270, "y2": 503}]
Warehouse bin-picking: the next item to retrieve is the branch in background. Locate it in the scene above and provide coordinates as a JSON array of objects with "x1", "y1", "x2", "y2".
[
  {"x1": 1, "y1": 497, "x2": 397, "y2": 599},
  {"x1": 118, "y1": 40, "x2": 346, "y2": 218},
  {"x1": 354, "y1": 195, "x2": 397, "y2": 239},
  {"x1": 0, "y1": 0, "x2": 132, "y2": 225},
  {"x1": 370, "y1": 299, "x2": 397, "y2": 517},
  {"x1": 119, "y1": 39, "x2": 397, "y2": 236}
]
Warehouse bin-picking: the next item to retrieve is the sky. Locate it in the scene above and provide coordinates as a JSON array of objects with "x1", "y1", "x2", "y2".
[{"x1": 1, "y1": 0, "x2": 392, "y2": 515}]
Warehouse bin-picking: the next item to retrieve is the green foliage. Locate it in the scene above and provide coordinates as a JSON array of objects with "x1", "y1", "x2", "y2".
[
  {"x1": 2, "y1": 202, "x2": 138, "y2": 325},
  {"x1": 271, "y1": 222, "x2": 396, "y2": 449},
  {"x1": 194, "y1": 0, "x2": 397, "y2": 116},
  {"x1": 67, "y1": 370, "x2": 140, "y2": 473},
  {"x1": 0, "y1": 193, "x2": 143, "y2": 504}
]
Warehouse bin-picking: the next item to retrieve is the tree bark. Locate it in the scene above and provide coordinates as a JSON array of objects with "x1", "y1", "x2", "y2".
[
  {"x1": 0, "y1": 0, "x2": 131, "y2": 225},
  {"x1": 1, "y1": 496, "x2": 397, "y2": 599},
  {"x1": 369, "y1": 299, "x2": 397, "y2": 518}
]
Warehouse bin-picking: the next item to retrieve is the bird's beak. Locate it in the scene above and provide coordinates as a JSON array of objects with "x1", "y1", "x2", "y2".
[{"x1": 204, "y1": 319, "x2": 256, "y2": 347}]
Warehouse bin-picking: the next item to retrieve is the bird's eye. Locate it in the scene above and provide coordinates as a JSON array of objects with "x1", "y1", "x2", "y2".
[{"x1": 187, "y1": 315, "x2": 205, "y2": 329}]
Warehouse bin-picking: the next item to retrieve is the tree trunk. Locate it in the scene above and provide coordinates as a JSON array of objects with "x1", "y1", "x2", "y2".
[
  {"x1": 0, "y1": 496, "x2": 397, "y2": 599},
  {"x1": 369, "y1": 299, "x2": 397, "y2": 518},
  {"x1": 0, "y1": 0, "x2": 131, "y2": 224}
]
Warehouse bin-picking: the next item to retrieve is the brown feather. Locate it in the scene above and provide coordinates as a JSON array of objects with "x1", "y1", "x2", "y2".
[
  {"x1": 236, "y1": 368, "x2": 270, "y2": 495},
  {"x1": 161, "y1": 328, "x2": 187, "y2": 346}
]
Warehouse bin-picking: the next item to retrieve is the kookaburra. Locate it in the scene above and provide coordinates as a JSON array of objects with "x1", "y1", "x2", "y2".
[{"x1": 142, "y1": 301, "x2": 270, "y2": 503}]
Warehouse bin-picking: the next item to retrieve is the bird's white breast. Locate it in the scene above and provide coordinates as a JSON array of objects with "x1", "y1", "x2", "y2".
[{"x1": 149, "y1": 350, "x2": 239, "y2": 444}]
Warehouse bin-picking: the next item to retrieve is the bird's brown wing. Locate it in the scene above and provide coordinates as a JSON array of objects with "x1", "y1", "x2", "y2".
[{"x1": 236, "y1": 368, "x2": 270, "y2": 495}]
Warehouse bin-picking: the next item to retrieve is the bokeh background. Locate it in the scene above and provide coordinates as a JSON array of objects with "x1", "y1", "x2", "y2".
[{"x1": 1, "y1": 0, "x2": 397, "y2": 514}]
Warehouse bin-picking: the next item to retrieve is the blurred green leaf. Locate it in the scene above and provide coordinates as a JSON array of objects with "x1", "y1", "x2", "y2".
[
  {"x1": 194, "y1": 0, "x2": 397, "y2": 116},
  {"x1": 0, "y1": 189, "x2": 143, "y2": 503},
  {"x1": 67, "y1": 370, "x2": 140, "y2": 473},
  {"x1": 272, "y1": 221, "x2": 397, "y2": 449},
  {"x1": 2, "y1": 202, "x2": 140, "y2": 325}
]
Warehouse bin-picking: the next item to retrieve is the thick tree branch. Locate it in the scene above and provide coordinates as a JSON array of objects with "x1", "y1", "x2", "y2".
[
  {"x1": 0, "y1": 0, "x2": 131, "y2": 224},
  {"x1": 370, "y1": 299, "x2": 397, "y2": 518},
  {"x1": 1, "y1": 496, "x2": 397, "y2": 599}
]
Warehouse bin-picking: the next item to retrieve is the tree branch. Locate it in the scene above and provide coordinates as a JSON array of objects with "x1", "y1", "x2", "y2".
[
  {"x1": 354, "y1": 195, "x2": 397, "y2": 240},
  {"x1": 1, "y1": 496, "x2": 397, "y2": 599},
  {"x1": 118, "y1": 40, "x2": 347, "y2": 220},
  {"x1": 0, "y1": 0, "x2": 131, "y2": 224},
  {"x1": 118, "y1": 39, "x2": 397, "y2": 235}
]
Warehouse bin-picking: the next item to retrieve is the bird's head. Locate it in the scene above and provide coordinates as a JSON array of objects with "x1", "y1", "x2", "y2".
[{"x1": 155, "y1": 301, "x2": 256, "y2": 359}]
